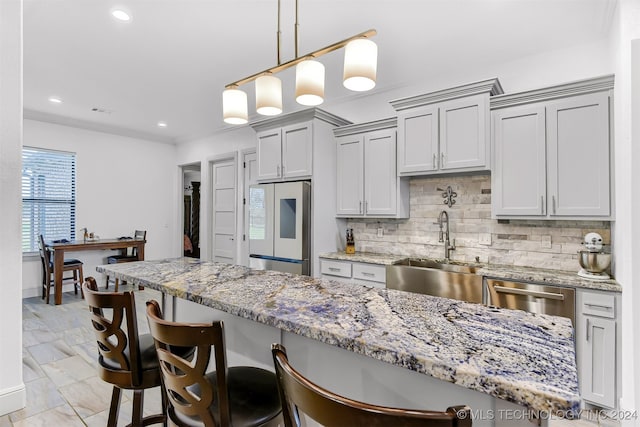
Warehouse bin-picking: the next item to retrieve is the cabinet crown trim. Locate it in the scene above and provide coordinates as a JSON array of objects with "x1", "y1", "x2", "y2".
[
  {"x1": 490, "y1": 74, "x2": 615, "y2": 109},
  {"x1": 332, "y1": 117, "x2": 397, "y2": 137},
  {"x1": 250, "y1": 107, "x2": 351, "y2": 131},
  {"x1": 389, "y1": 77, "x2": 503, "y2": 111}
]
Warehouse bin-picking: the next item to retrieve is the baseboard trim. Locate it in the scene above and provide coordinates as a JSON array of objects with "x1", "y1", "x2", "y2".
[{"x1": 0, "y1": 383, "x2": 26, "y2": 416}]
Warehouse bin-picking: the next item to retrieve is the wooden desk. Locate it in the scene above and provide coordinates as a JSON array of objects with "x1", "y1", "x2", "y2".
[{"x1": 47, "y1": 238, "x2": 146, "y2": 305}]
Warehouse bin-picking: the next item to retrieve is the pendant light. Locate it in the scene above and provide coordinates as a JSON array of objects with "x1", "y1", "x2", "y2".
[
  {"x1": 222, "y1": 0, "x2": 377, "y2": 124},
  {"x1": 256, "y1": 74, "x2": 283, "y2": 115},
  {"x1": 343, "y1": 38, "x2": 378, "y2": 91},
  {"x1": 295, "y1": 59, "x2": 325, "y2": 106},
  {"x1": 222, "y1": 88, "x2": 248, "y2": 125}
]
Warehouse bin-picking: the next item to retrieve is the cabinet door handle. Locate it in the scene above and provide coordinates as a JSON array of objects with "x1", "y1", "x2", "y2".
[
  {"x1": 541, "y1": 196, "x2": 544, "y2": 214},
  {"x1": 362, "y1": 272, "x2": 375, "y2": 277},
  {"x1": 276, "y1": 164, "x2": 280, "y2": 177},
  {"x1": 328, "y1": 267, "x2": 340, "y2": 272},
  {"x1": 282, "y1": 164, "x2": 285, "y2": 175},
  {"x1": 359, "y1": 201, "x2": 362, "y2": 214},
  {"x1": 552, "y1": 195, "x2": 556, "y2": 214},
  {"x1": 586, "y1": 318, "x2": 590, "y2": 341},
  {"x1": 584, "y1": 303, "x2": 614, "y2": 311},
  {"x1": 365, "y1": 201, "x2": 368, "y2": 214},
  {"x1": 433, "y1": 153, "x2": 437, "y2": 169},
  {"x1": 441, "y1": 152, "x2": 446, "y2": 167}
]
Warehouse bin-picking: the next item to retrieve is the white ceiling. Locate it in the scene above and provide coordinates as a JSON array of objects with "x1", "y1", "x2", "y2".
[{"x1": 23, "y1": 0, "x2": 615, "y2": 144}]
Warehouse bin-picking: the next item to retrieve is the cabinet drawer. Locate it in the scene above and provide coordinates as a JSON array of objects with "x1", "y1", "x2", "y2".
[
  {"x1": 320, "y1": 260, "x2": 352, "y2": 278},
  {"x1": 352, "y1": 263, "x2": 386, "y2": 283},
  {"x1": 581, "y1": 293, "x2": 616, "y2": 319}
]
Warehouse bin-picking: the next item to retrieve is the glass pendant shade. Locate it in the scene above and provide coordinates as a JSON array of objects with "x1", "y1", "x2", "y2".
[
  {"x1": 295, "y1": 60, "x2": 325, "y2": 106},
  {"x1": 343, "y1": 38, "x2": 377, "y2": 91},
  {"x1": 255, "y1": 75, "x2": 283, "y2": 116},
  {"x1": 222, "y1": 88, "x2": 248, "y2": 124}
]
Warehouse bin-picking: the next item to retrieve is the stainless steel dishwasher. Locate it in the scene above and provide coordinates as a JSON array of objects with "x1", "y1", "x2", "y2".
[{"x1": 485, "y1": 278, "x2": 575, "y2": 325}]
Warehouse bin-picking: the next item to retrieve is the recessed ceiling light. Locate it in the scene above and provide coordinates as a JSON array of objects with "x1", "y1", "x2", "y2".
[
  {"x1": 111, "y1": 9, "x2": 131, "y2": 21},
  {"x1": 157, "y1": 122, "x2": 168, "y2": 128},
  {"x1": 48, "y1": 97, "x2": 62, "y2": 104}
]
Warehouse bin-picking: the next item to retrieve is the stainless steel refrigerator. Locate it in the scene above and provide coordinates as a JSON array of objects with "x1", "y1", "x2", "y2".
[{"x1": 249, "y1": 181, "x2": 311, "y2": 275}]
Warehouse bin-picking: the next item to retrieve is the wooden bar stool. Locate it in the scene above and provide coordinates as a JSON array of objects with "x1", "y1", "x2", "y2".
[
  {"x1": 105, "y1": 229, "x2": 146, "y2": 291},
  {"x1": 271, "y1": 343, "x2": 472, "y2": 427},
  {"x1": 38, "y1": 235, "x2": 84, "y2": 304},
  {"x1": 145, "y1": 300, "x2": 282, "y2": 427},
  {"x1": 83, "y1": 277, "x2": 167, "y2": 427}
]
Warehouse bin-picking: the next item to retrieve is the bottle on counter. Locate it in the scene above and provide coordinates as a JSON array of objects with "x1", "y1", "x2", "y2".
[{"x1": 345, "y1": 228, "x2": 355, "y2": 254}]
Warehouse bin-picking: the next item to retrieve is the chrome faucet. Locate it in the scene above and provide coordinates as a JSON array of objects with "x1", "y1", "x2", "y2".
[{"x1": 437, "y1": 210, "x2": 455, "y2": 262}]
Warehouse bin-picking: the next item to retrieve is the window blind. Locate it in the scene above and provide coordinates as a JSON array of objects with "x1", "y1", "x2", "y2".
[{"x1": 21, "y1": 147, "x2": 76, "y2": 252}]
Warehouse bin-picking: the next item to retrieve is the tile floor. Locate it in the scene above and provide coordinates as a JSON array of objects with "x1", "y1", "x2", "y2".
[{"x1": 0, "y1": 284, "x2": 622, "y2": 426}]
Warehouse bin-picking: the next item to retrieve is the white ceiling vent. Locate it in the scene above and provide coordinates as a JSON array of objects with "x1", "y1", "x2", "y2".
[{"x1": 91, "y1": 107, "x2": 113, "y2": 114}]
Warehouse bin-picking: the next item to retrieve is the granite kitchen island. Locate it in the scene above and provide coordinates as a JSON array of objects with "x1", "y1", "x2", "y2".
[{"x1": 97, "y1": 257, "x2": 581, "y2": 426}]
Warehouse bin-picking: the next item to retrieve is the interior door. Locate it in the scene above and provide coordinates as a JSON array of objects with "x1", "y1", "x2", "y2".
[
  {"x1": 242, "y1": 151, "x2": 257, "y2": 266},
  {"x1": 211, "y1": 158, "x2": 236, "y2": 263}
]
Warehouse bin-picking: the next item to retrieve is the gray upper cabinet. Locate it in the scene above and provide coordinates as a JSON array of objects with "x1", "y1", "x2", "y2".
[
  {"x1": 391, "y1": 78, "x2": 503, "y2": 176},
  {"x1": 491, "y1": 75, "x2": 614, "y2": 220},
  {"x1": 334, "y1": 118, "x2": 409, "y2": 218},
  {"x1": 251, "y1": 108, "x2": 351, "y2": 183},
  {"x1": 256, "y1": 122, "x2": 312, "y2": 181}
]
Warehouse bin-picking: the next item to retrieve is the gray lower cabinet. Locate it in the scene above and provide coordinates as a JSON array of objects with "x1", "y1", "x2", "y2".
[
  {"x1": 491, "y1": 75, "x2": 614, "y2": 220},
  {"x1": 576, "y1": 289, "x2": 618, "y2": 408},
  {"x1": 320, "y1": 258, "x2": 386, "y2": 289}
]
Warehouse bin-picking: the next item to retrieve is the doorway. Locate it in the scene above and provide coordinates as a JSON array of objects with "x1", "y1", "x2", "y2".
[
  {"x1": 210, "y1": 154, "x2": 237, "y2": 263},
  {"x1": 182, "y1": 163, "x2": 201, "y2": 258}
]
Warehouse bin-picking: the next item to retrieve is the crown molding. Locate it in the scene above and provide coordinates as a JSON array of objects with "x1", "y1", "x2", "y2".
[
  {"x1": 490, "y1": 74, "x2": 615, "y2": 110},
  {"x1": 333, "y1": 117, "x2": 397, "y2": 137},
  {"x1": 249, "y1": 107, "x2": 351, "y2": 132},
  {"x1": 389, "y1": 77, "x2": 503, "y2": 111}
]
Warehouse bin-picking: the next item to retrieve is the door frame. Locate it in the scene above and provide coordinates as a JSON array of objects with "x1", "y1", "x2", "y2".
[
  {"x1": 179, "y1": 162, "x2": 202, "y2": 258},
  {"x1": 207, "y1": 152, "x2": 238, "y2": 263},
  {"x1": 240, "y1": 148, "x2": 257, "y2": 266}
]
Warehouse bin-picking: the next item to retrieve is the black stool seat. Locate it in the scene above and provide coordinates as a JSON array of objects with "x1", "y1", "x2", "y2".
[
  {"x1": 173, "y1": 367, "x2": 281, "y2": 427},
  {"x1": 107, "y1": 254, "x2": 138, "y2": 263}
]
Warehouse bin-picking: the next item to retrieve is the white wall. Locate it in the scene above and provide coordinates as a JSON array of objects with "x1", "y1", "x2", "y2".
[
  {"x1": 22, "y1": 119, "x2": 179, "y2": 297},
  {"x1": 0, "y1": 0, "x2": 26, "y2": 415},
  {"x1": 609, "y1": 0, "x2": 640, "y2": 418}
]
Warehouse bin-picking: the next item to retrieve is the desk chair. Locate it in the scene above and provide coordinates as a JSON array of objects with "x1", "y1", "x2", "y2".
[
  {"x1": 145, "y1": 300, "x2": 282, "y2": 427},
  {"x1": 105, "y1": 229, "x2": 146, "y2": 291},
  {"x1": 271, "y1": 344, "x2": 472, "y2": 427},
  {"x1": 38, "y1": 235, "x2": 84, "y2": 304},
  {"x1": 83, "y1": 277, "x2": 167, "y2": 427}
]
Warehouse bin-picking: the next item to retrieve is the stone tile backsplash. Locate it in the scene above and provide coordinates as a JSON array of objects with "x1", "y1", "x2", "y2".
[{"x1": 346, "y1": 174, "x2": 611, "y2": 272}]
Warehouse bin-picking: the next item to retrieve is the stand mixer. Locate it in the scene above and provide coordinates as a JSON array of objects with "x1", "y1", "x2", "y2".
[{"x1": 577, "y1": 232, "x2": 612, "y2": 281}]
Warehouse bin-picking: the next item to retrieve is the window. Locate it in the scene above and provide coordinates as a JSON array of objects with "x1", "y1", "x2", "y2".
[{"x1": 21, "y1": 147, "x2": 76, "y2": 252}]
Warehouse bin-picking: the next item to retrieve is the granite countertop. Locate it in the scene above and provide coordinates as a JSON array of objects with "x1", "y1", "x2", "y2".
[
  {"x1": 97, "y1": 257, "x2": 580, "y2": 415},
  {"x1": 319, "y1": 251, "x2": 408, "y2": 265},
  {"x1": 478, "y1": 264, "x2": 621, "y2": 293},
  {"x1": 321, "y1": 251, "x2": 622, "y2": 292}
]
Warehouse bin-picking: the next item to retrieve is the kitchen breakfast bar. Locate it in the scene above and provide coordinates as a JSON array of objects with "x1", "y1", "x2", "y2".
[{"x1": 97, "y1": 257, "x2": 581, "y2": 427}]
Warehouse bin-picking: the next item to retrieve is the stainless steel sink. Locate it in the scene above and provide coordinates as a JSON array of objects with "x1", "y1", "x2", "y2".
[{"x1": 386, "y1": 258, "x2": 483, "y2": 303}]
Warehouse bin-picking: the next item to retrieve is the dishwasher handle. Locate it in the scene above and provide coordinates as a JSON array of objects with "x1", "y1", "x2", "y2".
[{"x1": 493, "y1": 285, "x2": 565, "y2": 301}]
